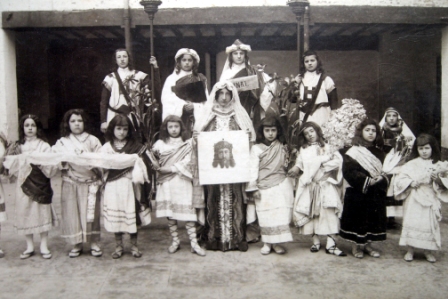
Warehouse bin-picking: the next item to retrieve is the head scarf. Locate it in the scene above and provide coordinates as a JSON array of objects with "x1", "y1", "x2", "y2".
[
  {"x1": 174, "y1": 48, "x2": 200, "y2": 64},
  {"x1": 220, "y1": 40, "x2": 252, "y2": 81},
  {"x1": 379, "y1": 107, "x2": 415, "y2": 142},
  {"x1": 194, "y1": 81, "x2": 256, "y2": 141}
]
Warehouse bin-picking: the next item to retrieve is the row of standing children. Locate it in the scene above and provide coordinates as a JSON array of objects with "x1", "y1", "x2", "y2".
[{"x1": 0, "y1": 49, "x2": 446, "y2": 263}]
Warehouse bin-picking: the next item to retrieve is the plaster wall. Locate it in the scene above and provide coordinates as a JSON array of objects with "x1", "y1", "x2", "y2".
[{"x1": 1, "y1": 0, "x2": 447, "y2": 12}]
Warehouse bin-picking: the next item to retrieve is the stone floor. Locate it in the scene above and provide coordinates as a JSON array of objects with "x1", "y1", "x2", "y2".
[{"x1": 0, "y1": 177, "x2": 447, "y2": 299}]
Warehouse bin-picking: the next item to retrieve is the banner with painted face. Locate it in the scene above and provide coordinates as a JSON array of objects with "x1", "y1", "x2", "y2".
[{"x1": 197, "y1": 130, "x2": 250, "y2": 185}]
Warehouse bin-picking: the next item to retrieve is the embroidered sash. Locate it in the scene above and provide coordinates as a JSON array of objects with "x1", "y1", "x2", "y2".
[
  {"x1": 346, "y1": 146, "x2": 383, "y2": 178},
  {"x1": 157, "y1": 141, "x2": 192, "y2": 184},
  {"x1": 258, "y1": 140, "x2": 287, "y2": 190}
]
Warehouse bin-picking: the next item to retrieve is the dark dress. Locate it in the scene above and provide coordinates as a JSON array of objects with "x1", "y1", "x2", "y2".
[
  {"x1": 339, "y1": 146, "x2": 388, "y2": 245},
  {"x1": 199, "y1": 114, "x2": 252, "y2": 251}
]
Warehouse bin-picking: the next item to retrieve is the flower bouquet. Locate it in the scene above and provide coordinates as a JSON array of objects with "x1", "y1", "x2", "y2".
[{"x1": 321, "y1": 98, "x2": 367, "y2": 152}]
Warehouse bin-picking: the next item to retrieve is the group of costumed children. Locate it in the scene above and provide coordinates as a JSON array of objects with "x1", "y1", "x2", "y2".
[{"x1": 0, "y1": 41, "x2": 446, "y2": 265}]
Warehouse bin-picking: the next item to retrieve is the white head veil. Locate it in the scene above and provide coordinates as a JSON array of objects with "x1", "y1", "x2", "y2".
[
  {"x1": 379, "y1": 107, "x2": 415, "y2": 143},
  {"x1": 194, "y1": 81, "x2": 256, "y2": 141},
  {"x1": 220, "y1": 39, "x2": 252, "y2": 81}
]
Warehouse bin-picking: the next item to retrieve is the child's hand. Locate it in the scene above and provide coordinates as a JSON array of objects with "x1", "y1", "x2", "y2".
[
  {"x1": 288, "y1": 166, "x2": 300, "y2": 177},
  {"x1": 100, "y1": 122, "x2": 108, "y2": 133},
  {"x1": 149, "y1": 56, "x2": 158, "y2": 68},
  {"x1": 370, "y1": 176, "x2": 384, "y2": 186},
  {"x1": 192, "y1": 131, "x2": 200, "y2": 141},
  {"x1": 410, "y1": 181, "x2": 420, "y2": 188},
  {"x1": 183, "y1": 103, "x2": 194, "y2": 112},
  {"x1": 430, "y1": 172, "x2": 438, "y2": 181}
]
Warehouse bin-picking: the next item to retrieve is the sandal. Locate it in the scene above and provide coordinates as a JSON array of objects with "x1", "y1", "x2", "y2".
[
  {"x1": 352, "y1": 246, "x2": 364, "y2": 259},
  {"x1": 168, "y1": 239, "x2": 180, "y2": 254},
  {"x1": 41, "y1": 251, "x2": 52, "y2": 259},
  {"x1": 310, "y1": 244, "x2": 321, "y2": 253},
  {"x1": 404, "y1": 252, "x2": 413, "y2": 262},
  {"x1": 190, "y1": 243, "x2": 206, "y2": 257},
  {"x1": 112, "y1": 245, "x2": 124, "y2": 259},
  {"x1": 260, "y1": 243, "x2": 272, "y2": 255},
  {"x1": 364, "y1": 246, "x2": 380, "y2": 258},
  {"x1": 20, "y1": 250, "x2": 35, "y2": 259},
  {"x1": 424, "y1": 251, "x2": 436, "y2": 263},
  {"x1": 131, "y1": 245, "x2": 142, "y2": 258},
  {"x1": 325, "y1": 246, "x2": 347, "y2": 257},
  {"x1": 0, "y1": 249, "x2": 4, "y2": 258},
  {"x1": 90, "y1": 248, "x2": 103, "y2": 257},
  {"x1": 69, "y1": 248, "x2": 83, "y2": 258},
  {"x1": 272, "y1": 244, "x2": 286, "y2": 255}
]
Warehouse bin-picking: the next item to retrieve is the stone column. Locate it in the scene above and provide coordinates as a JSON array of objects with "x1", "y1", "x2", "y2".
[
  {"x1": 0, "y1": 29, "x2": 18, "y2": 140},
  {"x1": 442, "y1": 25, "x2": 448, "y2": 157}
]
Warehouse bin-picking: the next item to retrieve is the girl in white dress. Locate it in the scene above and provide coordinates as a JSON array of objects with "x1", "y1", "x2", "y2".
[
  {"x1": 152, "y1": 115, "x2": 205, "y2": 256},
  {"x1": 100, "y1": 114, "x2": 150, "y2": 259},
  {"x1": 53, "y1": 109, "x2": 103, "y2": 258},
  {"x1": 288, "y1": 122, "x2": 346, "y2": 256},
  {"x1": 247, "y1": 117, "x2": 294, "y2": 255},
  {"x1": 394, "y1": 134, "x2": 448, "y2": 263},
  {"x1": 6, "y1": 115, "x2": 57, "y2": 259}
]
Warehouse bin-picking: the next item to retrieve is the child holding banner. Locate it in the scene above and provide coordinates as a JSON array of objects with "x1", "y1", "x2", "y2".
[{"x1": 220, "y1": 39, "x2": 276, "y2": 130}]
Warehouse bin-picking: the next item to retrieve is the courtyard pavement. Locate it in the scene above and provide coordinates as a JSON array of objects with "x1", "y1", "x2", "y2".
[{"x1": 0, "y1": 177, "x2": 447, "y2": 299}]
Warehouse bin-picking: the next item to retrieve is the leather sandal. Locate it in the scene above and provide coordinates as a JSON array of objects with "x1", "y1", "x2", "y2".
[
  {"x1": 364, "y1": 246, "x2": 380, "y2": 258},
  {"x1": 424, "y1": 251, "x2": 436, "y2": 263},
  {"x1": 20, "y1": 250, "x2": 35, "y2": 259},
  {"x1": 325, "y1": 246, "x2": 347, "y2": 257},
  {"x1": 69, "y1": 248, "x2": 83, "y2": 258},
  {"x1": 260, "y1": 243, "x2": 272, "y2": 255},
  {"x1": 131, "y1": 245, "x2": 142, "y2": 258},
  {"x1": 272, "y1": 244, "x2": 287, "y2": 255},
  {"x1": 404, "y1": 252, "x2": 413, "y2": 262},
  {"x1": 90, "y1": 248, "x2": 103, "y2": 257},
  {"x1": 352, "y1": 246, "x2": 364, "y2": 259},
  {"x1": 310, "y1": 244, "x2": 321, "y2": 253},
  {"x1": 168, "y1": 239, "x2": 180, "y2": 254},
  {"x1": 112, "y1": 245, "x2": 124, "y2": 259},
  {"x1": 41, "y1": 251, "x2": 52, "y2": 259}
]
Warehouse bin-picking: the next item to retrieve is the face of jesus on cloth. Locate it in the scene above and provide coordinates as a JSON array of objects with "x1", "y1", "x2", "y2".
[{"x1": 212, "y1": 140, "x2": 236, "y2": 169}]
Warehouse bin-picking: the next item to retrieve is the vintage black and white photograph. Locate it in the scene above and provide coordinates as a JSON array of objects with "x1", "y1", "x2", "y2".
[{"x1": 0, "y1": 0, "x2": 448, "y2": 298}]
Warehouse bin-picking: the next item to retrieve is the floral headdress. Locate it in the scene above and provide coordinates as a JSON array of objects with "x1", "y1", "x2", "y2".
[
  {"x1": 174, "y1": 48, "x2": 200, "y2": 64},
  {"x1": 220, "y1": 40, "x2": 252, "y2": 81},
  {"x1": 225, "y1": 39, "x2": 252, "y2": 54}
]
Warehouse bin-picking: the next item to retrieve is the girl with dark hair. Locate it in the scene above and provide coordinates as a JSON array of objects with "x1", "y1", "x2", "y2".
[
  {"x1": 100, "y1": 114, "x2": 152, "y2": 259},
  {"x1": 293, "y1": 50, "x2": 338, "y2": 127},
  {"x1": 5, "y1": 115, "x2": 57, "y2": 259},
  {"x1": 394, "y1": 134, "x2": 448, "y2": 263},
  {"x1": 219, "y1": 39, "x2": 276, "y2": 131},
  {"x1": 100, "y1": 48, "x2": 161, "y2": 134},
  {"x1": 151, "y1": 115, "x2": 205, "y2": 256},
  {"x1": 247, "y1": 117, "x2": 294, "y2": 255},
  {"x1": 161, "y1": 48, "x2": 207, "y2": 137},
  {"x1": 288, "y1": 122, "x2": 346, "y2": 256},
  {"x1": 339, "y1": 119, "x2": 389, "y2": 259},
  {"x1": 52, "y1": 109, "x2": 103, "y2": 258}
]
